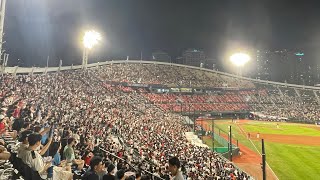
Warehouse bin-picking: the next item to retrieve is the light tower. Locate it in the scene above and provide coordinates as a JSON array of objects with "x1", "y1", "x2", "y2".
[
  {"x1": 82, "y1": 30, "x2": 101, "y2": 68},
  {"x1": 0, "y1": 0, "x2": 6, "y2": 65},
  {"x1": 230, "y1": 52, "x2": 251, "y2": 76}
]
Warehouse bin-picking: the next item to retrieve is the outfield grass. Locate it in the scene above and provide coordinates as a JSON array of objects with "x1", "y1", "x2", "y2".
[
  {"x1": 209, "y1": 120, "x2": 320, "y2": 180},
  {"x1": 253, "y1": 141, "x2": 320, "y2": 180},
  {"x1": 242, "y1": 122, "x2": 320, "y2": 136}
]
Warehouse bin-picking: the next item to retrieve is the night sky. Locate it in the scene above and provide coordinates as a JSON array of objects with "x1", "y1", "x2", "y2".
[{"x1": 5, "y1": 0, "x2": 320, "y2": 67}]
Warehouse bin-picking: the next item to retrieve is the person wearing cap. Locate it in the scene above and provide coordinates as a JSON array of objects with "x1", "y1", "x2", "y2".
[
  {"x1": 168, "y1": 157, "x2": 184, "y2": 180},
  {"x1": 17, "y1": 130, "x2": 33, "y2": 160},
  {"x1": 24, "y1": 133, "x2": 52, "y2": 179},
  {"x1": 103, "y1": 163, "x2": 115, "y2": 180}
]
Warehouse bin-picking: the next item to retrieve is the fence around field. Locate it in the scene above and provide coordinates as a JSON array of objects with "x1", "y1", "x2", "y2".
[
  {"x1": 196, "y1": 121, "x2": 256, "y2": 179},
  {"x1": 197, "y1": 122, "x2": 240, "y2": 156}
]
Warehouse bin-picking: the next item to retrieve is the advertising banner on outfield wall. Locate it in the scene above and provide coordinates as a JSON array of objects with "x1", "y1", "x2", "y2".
[
  {"x1": 170, "y1": 88, "x2": 180, "y2": 92},
  {"x1": 180, "y1": 88, "x2": 193, "y2": 93}
]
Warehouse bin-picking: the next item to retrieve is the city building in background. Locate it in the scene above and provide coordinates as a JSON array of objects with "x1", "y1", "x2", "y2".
[
  {"x1": 291, "y1": 52, "x2": 313, "y2": 86},
  {"x1": 175, "y1": 56, "x2": 184, "y2": 64},
  {"x1": 254, "y1": 49, "x2": 313, "y2": 85},
  {"x1": 203, "y1": 58, "x2": 218, "y2": 70},
  {"x1": 152, "y1": 50, "x2": 171, "y2": 63},
  {"x1": 256, "y1": 50, "x2": 271, "y2": 81},
  {"x1": 313, "y1": 64, "x2": 320, "y2": 85},
  {"x1": 182, "y1": 48, "x2": 206, "y2": 67}
]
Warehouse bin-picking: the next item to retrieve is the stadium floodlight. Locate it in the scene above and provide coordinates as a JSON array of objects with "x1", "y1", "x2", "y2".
[
  {"x1": 82, "y1": 30, "x2": 101, "y2": 68},
  {"x1": 83, "y1": 30, "x2": 101, "y2": 49},
  {"x1": 230, "y1": 53, "x2": 251, "y2": 67}
]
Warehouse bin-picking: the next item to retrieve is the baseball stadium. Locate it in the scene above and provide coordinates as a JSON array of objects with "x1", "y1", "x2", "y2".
[
  {"x1": 1, "y1": 60, "x2": 319, "y2": 179},
  {"x1": 0, "y1": 1, "x2": 319, "y2": 180}
]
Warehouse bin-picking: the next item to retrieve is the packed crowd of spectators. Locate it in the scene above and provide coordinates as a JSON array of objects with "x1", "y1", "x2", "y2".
[
  {"x1": 95, "y1": 63, "x2": 255, "y2": 88},
  {"x1": 1, "y1": 62, "x2": 320, "y2": 179},
  {"x1": 243, "y1": 87, "x2": 320, "y2": 122},
  {"x1": 100, "y1": 62, "x2": 320, "y2": 121},
  {"x1": 141, "y1": 85, "x2": 320, "y2": 122},
  {"x1": 0, "y1": 65, "x2": 252, "y2": 179}
]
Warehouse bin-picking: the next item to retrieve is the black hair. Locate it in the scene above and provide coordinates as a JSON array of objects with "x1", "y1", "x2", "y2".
[
  {"x1": 67, "y1": 137, "x2": 75, "y2": 145},
  {"x1": 136, "y1": 171, "x2": 141, "y2": 178},
  {"x1": 141, "y1": 175, "x2": 151, "y2": 180},
  {"x1": 23, "y1": 122, "x2": 30, "y2": 129},
  {"x1": 126, "y1": 175, "x2": 135, "y2": 180},
  {"x1": 117, "y1": 161, "x2": 123, "y2": 170},
  {"x1": 28, "y1": 133, "x2": 42, "y2": 146},
  {"x1": 116, "y1": 169, "x2": 125, "y2": 179},
  {"x1": 168, "y1": 156, "x2": 180, "y2": 168},
  {"x1": 107, "y1": 163, "x2": 115, "y2": 173},
  {"x1": 90, "y1": 156, "x2": 103, "y2": 171},
  {"x1": 18, "y1": 130, "x2": 33, "y2": 142},
  {"x1": 33, "y1": 126, "x2": 41, "y2": 133}
]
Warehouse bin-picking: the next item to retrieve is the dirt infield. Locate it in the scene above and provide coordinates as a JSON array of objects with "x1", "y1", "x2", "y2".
[
  {"x1": 218, "y1": 131, "x2": 278, "y2": 180},
  {"x1": 235, "y1": 163, "x2": 278, "y2": 180}
]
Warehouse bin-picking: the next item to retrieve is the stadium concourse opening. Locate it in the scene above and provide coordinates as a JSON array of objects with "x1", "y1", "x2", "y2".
[{"x1": 2, "y1": 61, "x2": 320, "y2": 179}]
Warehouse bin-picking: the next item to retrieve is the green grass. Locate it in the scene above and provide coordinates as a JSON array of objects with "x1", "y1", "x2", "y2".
[
  {"x1": 242, "y1": 122, "x2": 320, "y2": 136},
  {"x1": 202, "y1": 136, "x2": 224, "y2": 147},
  {"x1": 206, "y1": 119, "x2": 320, "y2": 180},
  {"x1": 212, "y1": 121, "x2": 258, "y2": 151},
  {"x1": 253, "y1": 141, "x2": 320, "y2": 180}
]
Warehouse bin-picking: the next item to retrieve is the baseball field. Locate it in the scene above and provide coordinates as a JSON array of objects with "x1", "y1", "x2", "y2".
[{"x1": 201, "y1": 119, "x2": 320, "y2": 180}]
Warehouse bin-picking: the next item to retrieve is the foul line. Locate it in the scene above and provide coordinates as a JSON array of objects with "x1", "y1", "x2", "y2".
[{"x1": 236, "y1": 123, "x2": 279, "y2": 180}]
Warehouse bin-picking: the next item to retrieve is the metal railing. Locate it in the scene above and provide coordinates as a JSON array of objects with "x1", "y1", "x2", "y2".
[{"x1": 98, "y1": 148, "x2": 164, "y2": 180}]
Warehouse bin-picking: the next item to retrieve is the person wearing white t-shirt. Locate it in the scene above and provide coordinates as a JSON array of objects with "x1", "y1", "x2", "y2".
[{"x1": 24, "y1": 133, "x2": 51, "y2": 179}]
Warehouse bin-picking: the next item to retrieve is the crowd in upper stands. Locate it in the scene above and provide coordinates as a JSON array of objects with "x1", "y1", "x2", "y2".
[{"x1": 97, "y1": 63, "x2": 255, "y2": 88}]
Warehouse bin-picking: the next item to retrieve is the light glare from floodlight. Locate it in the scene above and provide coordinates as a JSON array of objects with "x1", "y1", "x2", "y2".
[
  {"x1": 230, "y1": 53, "x2": 251, "y2": 67},
  {"x1": 83, "y1": 30, "x2": 101, "y2": 49}
]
